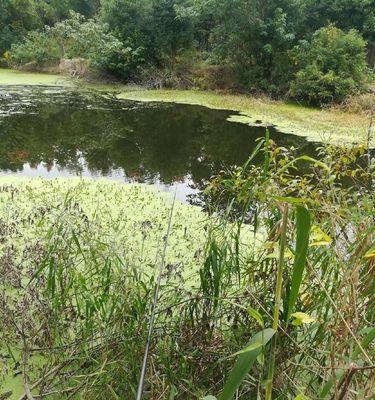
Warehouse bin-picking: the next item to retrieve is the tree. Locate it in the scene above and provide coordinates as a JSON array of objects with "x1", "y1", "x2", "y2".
[
  {"x1": 296, "y1": 0, "x2": 375, "y2": 66},
  {"x1": 0, "y1": 0, "x2": 100, "y2": 56},
  {"x1": 10, "y1": 11, "x2": 139, "y2": 77},
  {"x1": 0, "y1": 0, "x2": 42, "y2": 55},
  {"x1": 198, "y1": 0, "x2": 302, "y2": 93},
  {"x1": 290, "y1": 26, "x2": 370, "y2": 104}
]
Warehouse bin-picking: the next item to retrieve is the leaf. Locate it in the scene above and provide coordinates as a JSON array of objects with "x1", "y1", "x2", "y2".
[
  {"x1": 247, "y1": 307, "x2": 264, "y2": 328},
  {"x1": 294, "y1": 394, "x2": 310, "y2": 400},
  {"x1": 256, "y1": 352, "x2": 264, "y2": 366},
  {"x1": 291, "y1": 312, "x2": 315, "y2": 326},
  {"x1": 298, "y1": 156, "x2": 330, "y2": 171},
  {"x1": 219, "y1": 328, "x2": 275, "y2": 400},
  {"x1": 272, "y1": 196, "x2": 310, "y2": 204},
  {"x1": 230, "y1": 342, "x2": 263, "y2": 357},
  {"x1": 169, "y1": 385, "x2": 178, "y2": 400},
  {"x1": 319, "y1": 370, "x2": 344, "y2": 399},
  {"x1": 353, "y1": 327, "x2": 375, "y2": 359},
  {"x1": 364, "y1": 246, "x2": 375, "y2": 259},
  {"x1": 309, "y1": 225, "x2": 331, "y2": 247},
  {"x1": 286, "y1": 206, "x2": 311, "y2": 321},
  {"x1": 201, "y1": 396, "x2": 217, "y2": 400}
]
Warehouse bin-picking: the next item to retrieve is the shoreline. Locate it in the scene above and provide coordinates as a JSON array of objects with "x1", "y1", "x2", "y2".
[{"x1": 1, "y1": 68, "x2": 373, "y2": 148}]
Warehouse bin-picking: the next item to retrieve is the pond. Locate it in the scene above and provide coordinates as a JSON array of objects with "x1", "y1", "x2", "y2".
[{"x1": 0, "y1": 85, "x2": 319, "y2": 204}]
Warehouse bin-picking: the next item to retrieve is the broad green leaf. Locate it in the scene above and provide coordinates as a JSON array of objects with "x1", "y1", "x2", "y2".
[
  {"x1": 353, "y1": 327, "x2": 375, "y2": 359},
  {"x1": 298, "y1": 156, "x2": 330, "y2": 171},
  {"x1": 286, "y1": 206, "x2": 311, "y2": 321},
  {"x1": 273, "y1": 196, "x2": 310, "y2": 204},
  {"x1": 201, "y1": 396, "x2": 217, "y2": 400},
  {"x1": 230, "y1": 342, "x2": 263, "y2": 357},
  {"x1": 219, "y1": 328, "x2": 275, "y2": 400}
]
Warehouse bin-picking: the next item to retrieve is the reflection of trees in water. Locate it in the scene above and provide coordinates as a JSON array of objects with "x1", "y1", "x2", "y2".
[{"x1": 0, "y1": 88, "x2": 318, "y2": 185}]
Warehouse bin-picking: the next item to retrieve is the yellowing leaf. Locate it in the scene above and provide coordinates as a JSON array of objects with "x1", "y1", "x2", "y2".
[
  {"x1": 364, "y1": 246, "x2": 375, "y2": 259},
  {"x1": 309, "y1": 225, "x2": 331, "y2": 247},
  {"x1": 294, "y1": 394, "x2": 310, "y2": 400},
  {"x1": 291, "y1": 312, "x2": 315, "y2": 326}
]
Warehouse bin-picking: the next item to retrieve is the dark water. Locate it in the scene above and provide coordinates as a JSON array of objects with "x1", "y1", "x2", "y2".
[{"x1": 0, "y1": 85, "x2": 318, "y2": 203}]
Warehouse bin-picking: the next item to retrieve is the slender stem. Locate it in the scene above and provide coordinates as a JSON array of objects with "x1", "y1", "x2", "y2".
[
  {"x1": 265, "y1": 204, "x2": 289, "y2": 400},
  {"x1": 135, "y1": 187, "x2": 177, "y2": 400}
]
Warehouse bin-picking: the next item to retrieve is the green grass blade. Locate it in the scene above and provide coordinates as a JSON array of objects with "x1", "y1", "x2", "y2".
[
  {"x1": 286, "y1": 206, "x2": 311, "y2": 321},
  {"x1": 219, "y1": 328, "x2": 275, "y2": 400},
  {"x1": 352, "y1": 327, "x2": 375, "y2": 359},
  {"x1": 263, "y1": 128, "x2": 270, "y2": 180},
  {"x1": 319, "y1": 370, "x2": 344, "y2": 399}
]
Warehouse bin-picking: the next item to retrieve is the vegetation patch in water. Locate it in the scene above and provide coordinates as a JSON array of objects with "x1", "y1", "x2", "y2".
[
  {"x1": 0, "y1": 177, "x2": 207, "y2": 398},
  {"x1": 0, "y1": 68, "x2": 70, "y2": 86}
]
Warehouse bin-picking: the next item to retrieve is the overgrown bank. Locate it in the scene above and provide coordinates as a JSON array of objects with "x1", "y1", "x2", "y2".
[
  {"x1": 1, "y1": 141, "x2": 374, "y2": 399},
  {"x1": 1, "y1": 68, "x2": 373, "y2": 148}
]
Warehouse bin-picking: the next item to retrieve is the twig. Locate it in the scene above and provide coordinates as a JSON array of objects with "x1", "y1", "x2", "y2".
[
  {"x1": 310, "y1": 264, "x2": 372, "y2": 364},
  {"x1": 21, "y1": 334, "x2": 35, "y2": 400},
  {"x1": 19, "y1": 362, "x2": 70, "y2": 400}
]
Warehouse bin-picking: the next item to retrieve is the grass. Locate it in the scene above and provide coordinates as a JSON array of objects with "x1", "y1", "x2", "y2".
[
  {"x1": 1, "y1": 67, "x2": 373, "y2": 147},
  {"x1": 0, "y1": 177, "x2": 208, "y2": 399},
  {"x1": 0, "y1": 142, "x2": 373, "y2": 399}
]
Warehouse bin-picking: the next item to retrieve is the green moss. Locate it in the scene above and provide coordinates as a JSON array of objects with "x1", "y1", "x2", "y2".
[
  {"x1": 0, "y1": 67, "x2": 70, "y2": 86},
  {"x1": 0, "y1": 177, "x2": 208, "y2": 398},
  {"x1": 0, "y1": 177, "x2": 206, "y2": 271}
]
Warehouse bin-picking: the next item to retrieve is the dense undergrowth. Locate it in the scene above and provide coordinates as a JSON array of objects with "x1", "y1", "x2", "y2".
[{"x1": 0, "y1": 139, "x2": 374, "y2": 399}]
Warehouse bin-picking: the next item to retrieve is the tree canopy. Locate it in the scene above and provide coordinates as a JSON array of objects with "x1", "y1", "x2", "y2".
[{"x1": 1, "y1": 0, "x2": 374, "y2": 104}]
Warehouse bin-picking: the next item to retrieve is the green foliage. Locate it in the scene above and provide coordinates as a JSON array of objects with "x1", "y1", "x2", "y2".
[
  {"x1": 10, "y1": 30, "x2": 60, "y2": 65},
  {"x1": 0, "y1": 140, "x2": 374, "y2": 398},
  {"x1": 3, "y1": 0, "x2": 374, "y2": 100},
  {"x1": 286, "y1": 206, "x2": 311, "y2": 321},
  {"x1": 0, "y1": 0, "x2": 100, "y2": 56},
  {"x1": 10, "y1": 11, "x2": 139, "y2": 75},
  {"x1": 219, "y1": 329, "x2": 276, "y2": 400},
  {"x1": 100, "y1": 0, "x2": 195, "y2": 76},
  {"x1": 290, "y1": 26, "x2": 370, "y2": 104}
]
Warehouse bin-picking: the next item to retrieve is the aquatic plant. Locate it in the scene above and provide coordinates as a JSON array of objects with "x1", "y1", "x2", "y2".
[{"x1": 0, "y1": 138, "x2": 374, "y2": 399}]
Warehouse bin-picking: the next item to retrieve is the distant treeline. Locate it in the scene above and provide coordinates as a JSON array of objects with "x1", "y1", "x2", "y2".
[{"x1": 1, "y1": 0, "x2": 374, "y2": 104}]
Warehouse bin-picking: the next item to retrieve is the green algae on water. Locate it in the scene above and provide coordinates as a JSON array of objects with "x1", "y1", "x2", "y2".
[{"x1": 0, "y1": 68, "x2": 70, "y2": 86}]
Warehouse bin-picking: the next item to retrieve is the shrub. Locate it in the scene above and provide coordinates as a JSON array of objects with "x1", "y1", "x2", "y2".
[
  {"x1": 10, "y1": 31, "x2": 60, "y2": 66},
  {"x1": 290, "y1": 26, "x2": 371, "y2": 105},
  {"x1": 9, "y1": 11, "x2": 143, "y2": 78}
]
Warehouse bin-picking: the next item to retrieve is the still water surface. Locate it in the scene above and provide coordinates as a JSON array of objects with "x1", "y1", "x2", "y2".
[{"x1": 0, "y1": 85, "x2": 318, "y2": 203}]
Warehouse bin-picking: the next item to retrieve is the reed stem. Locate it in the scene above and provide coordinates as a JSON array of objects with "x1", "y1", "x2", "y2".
[{"x1": 265, "y1": 204, "x2": 289, "y2": 400}]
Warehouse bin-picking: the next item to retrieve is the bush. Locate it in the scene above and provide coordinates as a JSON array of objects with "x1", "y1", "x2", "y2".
[
  {"x1": 290, "y1": 26, "x2": 371, "y2": 105},
  {"x1": 9, "y1": 11, "x2": 143, "y2": 79},
  {"x1": 10, "y1": 31, "x2": 60, "y2": 66}
]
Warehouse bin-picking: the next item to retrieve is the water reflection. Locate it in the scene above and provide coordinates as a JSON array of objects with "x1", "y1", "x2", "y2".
[{"x1": 0, "y1": 85, "x2": 318, "y2": 203}]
